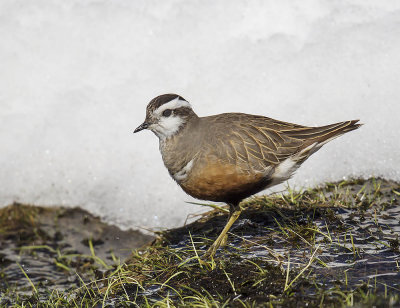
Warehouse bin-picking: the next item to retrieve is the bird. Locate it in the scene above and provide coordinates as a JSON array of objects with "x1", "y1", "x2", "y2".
[{"x1": 134, "y1": 94, "x2": 361, "y2": 258}]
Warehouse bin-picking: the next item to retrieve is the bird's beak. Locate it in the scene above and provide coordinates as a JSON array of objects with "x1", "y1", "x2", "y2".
[{"x1": 133, "y1": 122, "x2": 149, "y2": 133}]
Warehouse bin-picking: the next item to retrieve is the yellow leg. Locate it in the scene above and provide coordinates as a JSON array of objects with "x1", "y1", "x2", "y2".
[
  {"x1": 203, "y1": 208, "x2": 242, "y2": 259},
  {"x1": 220, "y1": 233, "x2": 228, "y2": 247},
  {"x1": 220, "y1": 210, "x2": 234, "y2": 247}
]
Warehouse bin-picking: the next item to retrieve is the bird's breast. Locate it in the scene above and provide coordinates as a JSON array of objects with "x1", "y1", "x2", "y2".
[{"x1": 179, "y1": 158, "x2": 271, "y2": 203}]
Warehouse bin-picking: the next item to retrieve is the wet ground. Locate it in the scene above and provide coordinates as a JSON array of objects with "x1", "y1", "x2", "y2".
[
  {"x1": 1, "y1": 178, "x2": 400, "y2": 307},
  {"x1": 127, "y1": 178, "x2": 400, "y2": 306},
  {"x1": 0, "y1": 204, "x2": 153, "y2": 303}
]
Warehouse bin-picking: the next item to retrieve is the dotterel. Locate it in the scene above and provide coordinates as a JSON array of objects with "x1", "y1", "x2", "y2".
[{"x1": 134, "y1": 94, "x2": 361, "y2": 258}]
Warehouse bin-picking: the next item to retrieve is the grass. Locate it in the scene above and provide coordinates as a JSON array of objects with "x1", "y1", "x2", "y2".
[{"x1": 1, "y1": 178, "x2": 400, "y2": 307}]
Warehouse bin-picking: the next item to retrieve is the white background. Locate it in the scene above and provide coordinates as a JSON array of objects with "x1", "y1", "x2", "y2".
[{"x1": 1, "y1": 0, "x2": 399, "y2": 231}]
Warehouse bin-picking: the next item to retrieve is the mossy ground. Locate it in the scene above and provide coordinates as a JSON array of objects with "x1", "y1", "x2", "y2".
[{"x1": 1, "y1": 178, "x2": 400, "y2": 307}]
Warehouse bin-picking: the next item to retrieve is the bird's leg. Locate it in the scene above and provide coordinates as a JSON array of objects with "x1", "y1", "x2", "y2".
[
  {"x1": 203, "y1": 203, "x2": 241, "y2": 259},
  {"x1": 220, "y1": 203, "x2": 236, "y2": 247}
]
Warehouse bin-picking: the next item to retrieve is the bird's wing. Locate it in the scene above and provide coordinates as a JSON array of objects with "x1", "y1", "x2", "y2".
[{"x1": 204, "y1": 113, "x2": 360, "y2": 173}]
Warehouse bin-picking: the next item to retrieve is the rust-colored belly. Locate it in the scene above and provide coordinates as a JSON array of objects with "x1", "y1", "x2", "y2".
[{"x1": 179, "y1": 160, "x2": 269, "y2": 203}]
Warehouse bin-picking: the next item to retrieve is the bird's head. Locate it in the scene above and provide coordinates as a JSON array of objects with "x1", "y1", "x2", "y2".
[{"x1": 134, "y1": 94, "x2": 198, "y2": 140}]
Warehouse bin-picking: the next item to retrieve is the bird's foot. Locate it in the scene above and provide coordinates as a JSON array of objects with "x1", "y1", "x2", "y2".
[
  {"x1": 202, "y1": 240, "x2": 220, "y2": 259},
  {"x1": 202, "y1": 233, "x2": 228, "y2": 259},
  {"x1": 202, "y1": 208, "x2": 242, "y2": 260}
]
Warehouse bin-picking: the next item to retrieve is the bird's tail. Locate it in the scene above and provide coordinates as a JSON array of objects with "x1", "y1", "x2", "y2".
[{"x1": 291, "y1": 120, "x2": 362, "y2": 162}]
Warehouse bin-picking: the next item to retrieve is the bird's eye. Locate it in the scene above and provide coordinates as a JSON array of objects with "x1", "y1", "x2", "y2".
[{"x1": 162, "y1": 109, "x2": 172, "y2": 117}]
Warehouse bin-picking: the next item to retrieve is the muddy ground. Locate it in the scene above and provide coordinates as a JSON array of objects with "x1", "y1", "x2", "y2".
[
  {"x1": 0, "y1": 204, "x2": 153, "y2": 302},
  {"x1": 0, "y1": 178, "x2": 399, "y2": 307}
]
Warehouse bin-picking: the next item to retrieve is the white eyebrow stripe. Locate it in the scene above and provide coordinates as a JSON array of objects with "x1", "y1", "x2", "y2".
[{"x1": 154, "y1": 97, "x2": 191, "y2": 116}]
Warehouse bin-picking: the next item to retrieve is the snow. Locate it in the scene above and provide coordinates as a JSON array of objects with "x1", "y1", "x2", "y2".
[{"x1": 1, "y1": 0, "x2": 400, "y2": 231}]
